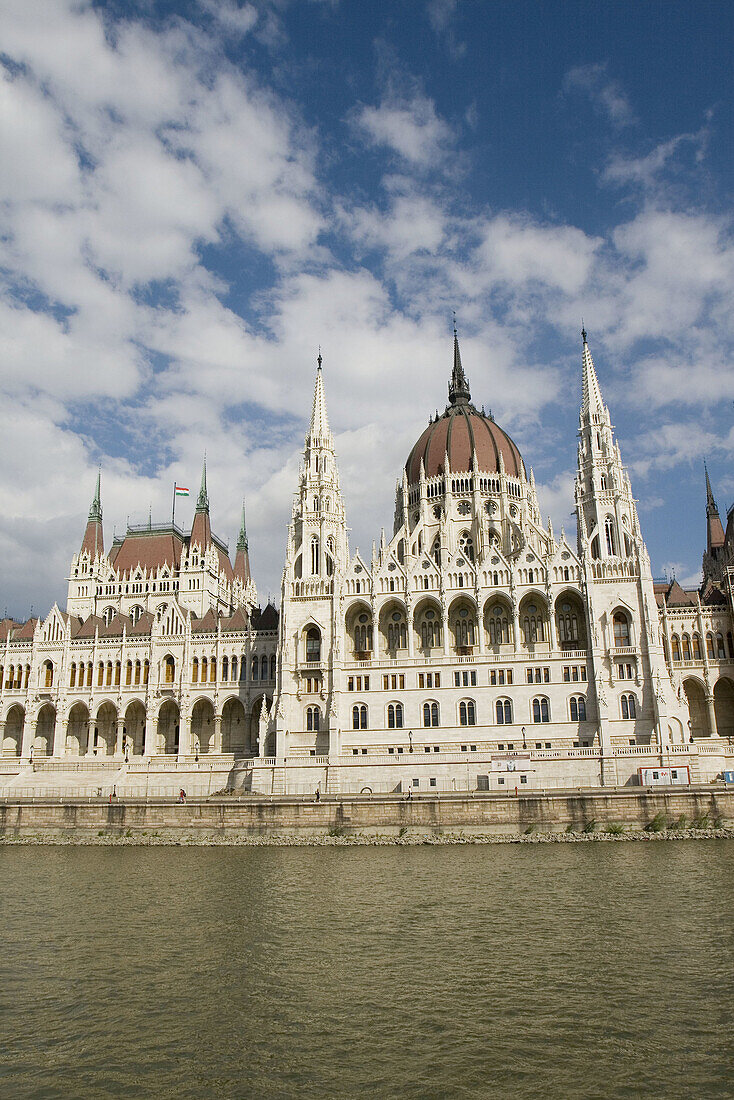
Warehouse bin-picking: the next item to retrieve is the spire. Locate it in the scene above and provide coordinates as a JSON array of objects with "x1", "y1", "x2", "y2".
[
  {"x1": 196, "y1": 455, "x2": 209, "y2": 513},
  {"x1": 309, "y1": 351, "x2": 330, "y2": 440},
  {"x1": 234, "y1": 498, "x2": 251, "y2": 585},
  {"x1": 448, "y1": 321, "x2": 471, "y2": 406},
  {"x1": 581, "y1": 326, "x2": 605, "y2": 419},
  {"x1": 191, "y1": 455, "x2": 212, "y2": 549},
  {"x1": 704, "y1": 461, "x2": 725, "y2": 555},
  {"x1": 80, "y1": 468, "x2": 104, "y2": 558}
]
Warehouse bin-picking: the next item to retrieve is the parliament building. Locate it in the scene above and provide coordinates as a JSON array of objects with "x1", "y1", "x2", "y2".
[{"x1": 2, "y1": 333, "x2": 734, "y2": 795}]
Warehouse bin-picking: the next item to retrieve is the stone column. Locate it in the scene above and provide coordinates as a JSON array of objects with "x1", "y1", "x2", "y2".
[
  {"x1": 144, "y1": 711, "x2": 156, "y2": 756},
  {"x1": 212, "y1": 714, "x2": 223, "y2": 753},
  {"x1": 0, "y1": 719, "x2": 5, "y2": 757},
  {"x1": 407, "y1": 608, "x2": 415, "y2": 658},
  {"x1": 116, "y1": 717, "x2": 126, "y2": 757},
  {"x1": 706, "y1": 694, "x2": 718, "y2": 739},
  {"x1": 178, "y1": 711, "x2": 192, "y2": 756},
  {"x1": 86, "y1": 719, "x2": 98, "y2": 756},
  {"x1": 21, "y1": 717, "x2": 36, "y2": 761},
  {"x1": 442, "y1": 605, "x2": 450, "y2": 656},
  {"x1": 53, "y1": 714, "x2": 67, "y2": 758}
]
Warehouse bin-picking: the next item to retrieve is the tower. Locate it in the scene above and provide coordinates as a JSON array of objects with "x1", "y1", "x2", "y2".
[
  {"x1": 702, "y1": 462, "x2": 726, "y2": 587},
  {"x1": 274, "y1": 355, "x2": 349, "y2": 765},
  {"x1": 575, "y1": 329, "x2": 687, "y2": 752}
]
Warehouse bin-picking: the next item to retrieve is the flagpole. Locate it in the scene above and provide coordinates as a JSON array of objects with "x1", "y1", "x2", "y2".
[{"x1": 172, "y1": 481, "x2": 176, "y2": 528}]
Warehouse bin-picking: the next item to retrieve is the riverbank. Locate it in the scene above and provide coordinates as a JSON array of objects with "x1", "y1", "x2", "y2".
[{"x1": 2, "y1": 785, "x2": 733, "y2": 842}]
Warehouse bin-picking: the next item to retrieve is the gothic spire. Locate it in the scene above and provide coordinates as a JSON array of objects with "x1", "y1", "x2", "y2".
[
  {"x1": 309, "y1": 351, "x2": 331, "y2": 440},
  {"x1": 448, "y1": 322, "x2": 471, "y2": 406},
  {"x1": 234, "y1": 498, "x2": 251, "y2": 585},
  {"x1": 581, "y1": 326, "x2": 605, "y2": 420},
  {"x1": 704, "y1": 461, "x2": 725, "y2": 555},
  {"x1": 196, "y1": 455, "x2": 209, "y2": 513},
  {"x1": 80, "y1": 468, "x2": 104, "y2": 558}
]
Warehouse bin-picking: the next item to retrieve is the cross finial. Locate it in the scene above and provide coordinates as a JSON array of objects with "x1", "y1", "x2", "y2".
[
  {"x1": 581, "y1": 319, "x2": 587, "y2": 344},
  {"x1": 317, "y1": 345, "x2": 322, "y2": 370}
]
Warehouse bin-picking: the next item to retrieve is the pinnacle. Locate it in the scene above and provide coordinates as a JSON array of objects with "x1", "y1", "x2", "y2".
[
  {"x1": 196, "y1": 455, "x2": 209, "y2": 513},
  {"x1": 309, "y1": 353, "x2": 331, "y2": 439},
  {"x1": 449, "y1": 327, "x2": 471, "y2": 406},
  {"x1": 581, "y1": 328, "x2": 605, "y2": 418}
]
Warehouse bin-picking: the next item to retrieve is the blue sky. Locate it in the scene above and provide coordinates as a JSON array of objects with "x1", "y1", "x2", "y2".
[{"x1": 1, "y1": 0, "x2": 733, "y2": 618}]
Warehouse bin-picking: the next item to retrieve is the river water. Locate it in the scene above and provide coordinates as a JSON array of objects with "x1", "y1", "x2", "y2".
[{"x1": 1, "y1": 842, "x2": 732, "y2": 1099}]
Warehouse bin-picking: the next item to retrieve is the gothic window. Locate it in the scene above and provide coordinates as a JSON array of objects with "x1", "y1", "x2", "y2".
[
  {"x1": 423, "y1": 701, "x2": 439, "y2": 727},
  {"x1": 605, "y1": 516, "x2": 617, "y2": 556},
  {"x1": 569, "y1": 696, "x2": 586, "y2": 721},
  {"x1": 270, "y1": 655, "x2": 277, "y2": 680},
  {"x1": 557, "y1": 603, "x2": 579, "y2": 644},
  {"x1": 600, "y1": 475, "x2": 607, "y2": 490},
  {"x1": 590, "y1": 535, "x2": 600, "y2": 560},
  {"x1": 432, "y1": 537, "x2": 441, "y2": 567},
  {"x1": 306, "y1": 706, "x2": 320, "y2": 732},
  {"x1": 239, "y1": 656, "x2": 247, "y2": 683},
  {"x1": 706, "y1": 632, "x2": 715, "y2": 658},
  {"x1": 211, "y1": 657, "x2": 217, "y2": 682},
  {"x1": 251, "y1": 656, "x2": 259, "y2": 681},
  {"x1": 397, "y1": 539, "x2": 405, "y2": 564},
  {"x1": 496, "y1": 698, "x2": 512, "y2": 724},
  {"x1": 311, "y1": 537, "x2": 320, "y2": 575},
  {"x1": 306, "y1": 628, "x2": 321, "y2": 663},
  {"x1": 388, "y1": 703, "x2": 404, "y2": 729},
  {"x1": 261, "y1": 655, "x2": 268, "y2": 681},
  {"x1": 42, "y1": 661, "x2": 54, "y2": 688},
  {"x1": 163, "y1": 656, "x2": 175, "y2": 684},
  {"x1": 134, "y1": 661, "x2": 141, "y2": 686},
  {"x1": 193, "y1": 658, "x2": 200, "y2": 683},
  {"x1": 692, "y1": 634, "x2": 702, "y2": 660},
  {"x1": 457, "y1": 501, "x2": 471, "y2": 516},
  {"x1": 522, "y1": 605, "x2": 544, "y2": 644},
  {"x1": 355, "y1": 614, "x2": 372, "y2": 653},
  {"x1": 69, "y1": 663, "x2": 76, "y2": 688},
  {"x1": 459, "y1": 700, "x2": 476, "y2": 726},
  {"x1": 352, "y1": 704, "x2": 367, "y2": 730},
  {"x1": 387, "y1": 613, "x2": 407, "y2": 651},
  {"x1": 532, "y1": 696, "x2": 550, "y2": 723},
  {"x1": 682, "y1": 634, "x2": 691, "y2": 661},
  {"x1": 458, "y1": 531, "x2": 474, "y2": 562},
  {"x1": 670, "y1": 635, "x2": 680, "y2": 662},
  {"x1": 613, "y1": 612, "x2": 630, "y2": 648},
  {"x1": 97, "y1": 662, "x2": 104, "y2": 687},
  {"x1": 487, "y1": 606, "x2": 510, "y2": 646},
  {"x1": 621, "y1": 693, "x2": 637, "y2": 719},
  {"x1": 102, "y1": 606, "x2": 115, "y2": 626},
  {"x1": 202, "y1": 657, "x2": 208, "y2": 682},
  {"x1": 144, "y1": 660, "x2": 149, "y2": 685},
  {"x1": 717, "y1": 632, "x2": 726, "y2": 658},
  {"x1": 420, "y1": 609, "x2": 441, "y2": 649},
  {"x1": 222, "y1": 656, "x2": 229, "y2": 681},
  {"x1": 115, "y1": 662, "x2": 121, "y2": 686}
]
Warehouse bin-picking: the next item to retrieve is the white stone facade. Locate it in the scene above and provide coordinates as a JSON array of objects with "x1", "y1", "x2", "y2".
[{"x1": 2, "y1": 332, "x2": 734, "y2": 795}]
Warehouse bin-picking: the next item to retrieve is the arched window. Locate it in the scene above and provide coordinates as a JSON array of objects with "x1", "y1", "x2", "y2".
[
  {"x1": 126, "y1": 660, "x2": 132, "y2": 686},
  {"x1": 43, "y1": 661, "x2": 54, "y2": 688},
  {"x1": 590, "y1": 535, "x2": 600, "y2": 560},
  {"x1": 354, "y1": 615, "x2": 372, "y2": 653},
  {"x1": 423, "y1": 701, "x2": 439, "y2": 727},
  {"x1": 387, "y1": 613, "x2": 407, "y2": 651},
  {"x1": 231, "y1": 656, "x2": 238, "y2": 682},
  {"x1": 143, "y1": 660, "x2": 149, "y2": 685},
  {"x1": 251, "y1": 656, "x2": 259, "y2": 680},
  {"x1": 671, "y1": 635, "x2": 681, "y2": 662},
  {"x1": 130, "y1": 604, "x2": 144, "y2": 625},
  {"x1": 210, "y1": 657, "x2": 216, "y2": 683},
  {"x1": 532, "y1": 696, "x2": 550, "y2": 723},
  {"x1": 115, "y1": 661, "x2": 121, "y2": 686},
  {"x1": 621, "y1": 693, "x2": 636, "y2": 719},
  {"x1": 459, "y1": 700, "x2": 476, "y2": 726},
  {"x1": 605, "y1": 516, "x2": 617, "y2": 556},
  {"x1": 306, "y1": 628, "x2": 321, "y2": 663},
  {"x1": 97, "y1": 662, "x2": 104, "y2": 686},
  {"x1": 692, "y1": 633, "x2": 702, "y2": 660},
  {"x1": 352, "y1": 704, "x2": 367, "y2": 730},
  {"x1": 222, "y1": 656, "x2": 229, "y2": 681},
  {"x1": 496, "y1": 698, "x2": 512, "y2": 724},
  {"x1": 728, "y1": 632, "x2": 734, "y2": 659},
  {"x1": 458, "y1": 532, "x2": 474, "y2": 562},
  {"x1": 261, "y1": 655, "x2": 268, "y2": 681},
  {"x1": 201, "y1": 657, "x2": 208, "y2": 682},
  {"x1": 487, "y1": 606, "x2": 510, "y2": 646},
  {"x1": 270, "y1": 654, "x2": 277, "y2": 680},
  {"x1": 432, "y1": 537, "x2": 441, "y2": 567},
  {"x1": 570, "y1": 696, "x2": 586, "y2": 721},
  {"x1": 716, "y1": 632, "x2": 726, "y2": 658},
  {"x1": 706, "y1": 633, "x2": 715, "y2": 658},
  {"x1": 134, "y1": 660, "x2": 141, "y2": 685},
  {"x1": 69, "y1": 663, "x2": 76, "y2": 688},
  {"x1": 682, "y1": 634, "x2": 691, "y2": 661},
  {"x1": 420, "y1": 610, "x2": 441, "y2": 649},
  {"x1": 454, "y1": 610, "x2": 475, "y2": 648},
  {"x1": 164, "y1": 656, "x2": 175, "y2": 684},
  {"x1": 522, "y1": 604, "x2": 544, "y2": 644},
  {"x1": 311, "y1": 537, "x2": 320, "y2": 575},
  {"x1": 387, "y1": 703, "x2": 404, "y2": 729},
  {"x1": 102, "y1": 606, "x2": 115, "y2": 627},
  {"x1": 239, "y1": 656, "x2": 247, "y2": 682},
  {"x1": 306, "y1": 706, "x2": 320, "y2": 732},
  {"x1": 613, "y1": 612, "x2": 630, "y2": 648},
  {"x1": 106, "y1": 661, "x2": 113, "y2": 686}
]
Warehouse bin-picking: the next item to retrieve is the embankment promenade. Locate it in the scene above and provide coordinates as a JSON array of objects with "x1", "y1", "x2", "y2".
[{"x1": 2, "y1": 786, "x2": 734, "y2": 844}]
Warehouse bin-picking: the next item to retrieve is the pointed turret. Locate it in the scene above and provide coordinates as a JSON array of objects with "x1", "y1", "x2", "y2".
[
  {"x1": 234, "y1": 499, "x2": 251, "y2": 585},
  {"x1": 448, "y1": 324, "x2": 471, "y2": 406},
  {"x1": 80, "y1": 469, "x2": 104, "y2": 558},
  {"x1": 581, "y1": 326, "x2": 605, "y2": 421},
  {"x1": 190, "y1": 456, "x2": 212, "y2": 549},
  {"x1": 705, "y1": 462, "x2": 725, "y2": 556},
  {"x1": 309, "y1": 350, "x2": 331, "y2": 442}
]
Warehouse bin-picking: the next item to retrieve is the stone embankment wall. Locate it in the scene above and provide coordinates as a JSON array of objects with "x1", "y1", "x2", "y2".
[{"x1": 1, "y1": 787, "x2": 733, "y2": 839}]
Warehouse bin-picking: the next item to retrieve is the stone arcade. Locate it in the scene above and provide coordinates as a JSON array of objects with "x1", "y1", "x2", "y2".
[{"x1": 2, "y1": 333, "x2": 734, "y2": 795}]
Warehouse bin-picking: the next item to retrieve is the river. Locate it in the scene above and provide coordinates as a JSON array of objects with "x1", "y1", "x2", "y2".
[{"x1": 1, "y1": 842, "x2": 732, "y2": 1098}]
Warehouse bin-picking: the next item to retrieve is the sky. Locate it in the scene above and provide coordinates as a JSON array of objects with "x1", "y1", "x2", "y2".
[{"x1": 1, "y1": 0, "x2": 733, "y2": 619}]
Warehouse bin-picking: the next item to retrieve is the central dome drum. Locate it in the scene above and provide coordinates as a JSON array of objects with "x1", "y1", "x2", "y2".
[{"x1": 405, "y1": 336, "x2": 525, "y2": 483}]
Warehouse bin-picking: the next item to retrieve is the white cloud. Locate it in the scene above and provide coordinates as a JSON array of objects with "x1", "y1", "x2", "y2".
[
  {"x1": 354, "y1": 94, "x2": 454, "y2": 167},
  {"x1": 563, "y1": 62, "x2": 635, "y2": 128},
  {"x1": 475, "y1": 214, "x2": 602, "y2": 295}
]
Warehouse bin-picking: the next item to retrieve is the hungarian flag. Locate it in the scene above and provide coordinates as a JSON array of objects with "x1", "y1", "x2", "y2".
[{"x1": 175, "y1": 484, "x2": 189, "y2": 497}]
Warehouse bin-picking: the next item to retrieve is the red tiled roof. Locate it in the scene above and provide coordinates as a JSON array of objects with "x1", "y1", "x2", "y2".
[
  {"x1": 221, "y1": 606, "x2": 250, "y2": 632},
  {"x1": 252, "y1": 603, "x2": 279, "y2": 631},
  {"x1": 192, "y1": 609, "x2": 218, "y2": 633},
  {"x1": 76, "y1": 615, "x2": 104, "y2": 638},
  {"x1": 80, "y1": 518, "x2": 104, "y2": 559},
  {"x1": 111, "y1": 531, "x2": 185, "y2": 575},
  {"x1": 406, "y1": 405, "x2": 524, "y2": 483},
  {"x1": 129, "y1": 612, "x2": 154, "y2": 636}
]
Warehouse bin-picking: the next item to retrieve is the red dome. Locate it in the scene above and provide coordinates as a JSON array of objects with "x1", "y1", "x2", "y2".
[
  {"x1": 405, "y1": 333, "x2": 524, "y2": 483},
  {"x1": 405, "y1": 404, "x2": 524, "y2": 483}
]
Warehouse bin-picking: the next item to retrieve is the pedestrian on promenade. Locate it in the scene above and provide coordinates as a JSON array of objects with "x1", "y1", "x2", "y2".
[
  {"x1": 179, "y1": 788, "x2": 186, "y2": 803},
  {"x1": 314, "y1": 788, "x2": 321, "y2": 802}
]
